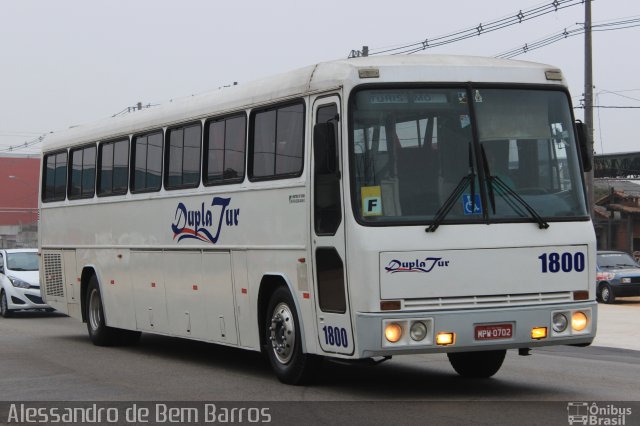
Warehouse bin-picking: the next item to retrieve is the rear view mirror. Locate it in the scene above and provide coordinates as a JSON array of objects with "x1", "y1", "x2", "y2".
[{"x1": 575, "y1": 120, "x2": 593, "y2": 172}]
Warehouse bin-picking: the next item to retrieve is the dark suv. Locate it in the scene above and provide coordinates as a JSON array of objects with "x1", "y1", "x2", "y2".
[{"x1": 596, "y1": 251, "x2": 640, "y2": 303}]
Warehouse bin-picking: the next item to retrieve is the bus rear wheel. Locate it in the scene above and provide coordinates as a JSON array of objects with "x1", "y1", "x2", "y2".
[
  {"x1": 447, "y1": 349, "x2": 506, "y2": 378},
  {"x1": 85, "y1": 276, "x2": 140, "y2": 346},
  {"x1": 265, "y1": 287, "x2": 319, "y2": 385}
]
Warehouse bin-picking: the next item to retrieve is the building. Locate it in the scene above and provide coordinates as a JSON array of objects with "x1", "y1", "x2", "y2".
[
  {"x1": 0, "y1": 154, "x2": 40, "y2": 248},
  {"x1": 593, "y1": 179, "x2": 640, "y2": 255}
]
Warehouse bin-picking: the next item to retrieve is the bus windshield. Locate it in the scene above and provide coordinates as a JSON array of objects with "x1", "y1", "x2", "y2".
[{"x1": 350, "y1": 87, "x2": 588, "y2": 225}]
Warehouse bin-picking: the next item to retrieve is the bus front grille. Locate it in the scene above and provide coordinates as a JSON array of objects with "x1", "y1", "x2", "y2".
[{"x1": 403, "y1": 292, "x2": 573, "y2": 310}]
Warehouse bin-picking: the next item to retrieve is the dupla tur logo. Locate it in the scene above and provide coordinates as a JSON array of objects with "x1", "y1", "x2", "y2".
[
  {"x1": 385, "y1": 257, "x2": 450, "y2": 274},
  {"x1": 171, "y1": 197, "x2": 239, "y2": 244}
]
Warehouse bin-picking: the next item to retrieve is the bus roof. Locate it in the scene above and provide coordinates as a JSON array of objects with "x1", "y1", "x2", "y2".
[{"x1": 42, "y1": 54, "x2": 563, "y2": 152}]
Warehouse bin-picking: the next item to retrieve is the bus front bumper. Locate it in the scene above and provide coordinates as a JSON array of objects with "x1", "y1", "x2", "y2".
[{"x1": 355, "y1": 301, "x2": 597, "y2": 358}]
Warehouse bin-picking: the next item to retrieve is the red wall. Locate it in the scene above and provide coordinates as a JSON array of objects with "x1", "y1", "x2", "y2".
[{"x1": 0, "y1": 157, "x2": 40, "y2": 226}]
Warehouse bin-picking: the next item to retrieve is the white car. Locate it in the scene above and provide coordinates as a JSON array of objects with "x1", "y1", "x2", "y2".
[{"x1": 0, "y1": 248, "x2": 51, "y2": 317}]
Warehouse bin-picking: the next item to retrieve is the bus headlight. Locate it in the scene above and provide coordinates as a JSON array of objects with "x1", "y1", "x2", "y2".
[
  {"x1": 384, "y1": 323, "x2": 403, "y2": 343},
  {"x1": 571, "y1": 311, "x2": 588, "y2": 332},
  {"x1": 410, "y1": 321, "x2": 428, "y2": 342},
  {"x1": 552, "y1": 313, "x2": 568, "y2": 333}
]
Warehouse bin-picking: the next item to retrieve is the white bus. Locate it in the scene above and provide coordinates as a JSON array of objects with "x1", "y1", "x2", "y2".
[{"x1": 39, "y1": 55, "x2": 596, "y2": 384}]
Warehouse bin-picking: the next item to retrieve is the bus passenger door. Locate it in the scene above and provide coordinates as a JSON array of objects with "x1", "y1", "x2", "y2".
[{"x1": 311, "y1": 96, "x2": 354, "y2": 355}]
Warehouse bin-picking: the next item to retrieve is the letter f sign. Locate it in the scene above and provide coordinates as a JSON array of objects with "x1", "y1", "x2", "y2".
[{"x1": 363, "y1": 196, "x2": 382, "y2": 216}]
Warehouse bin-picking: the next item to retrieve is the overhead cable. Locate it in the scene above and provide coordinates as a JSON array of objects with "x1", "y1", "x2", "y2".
[
  {"x1": 348, "y1": 0, "x2": 585, "y2": 57},
  {"x1": 495, "y1": 17, "x2": 640, "y2": 58}
]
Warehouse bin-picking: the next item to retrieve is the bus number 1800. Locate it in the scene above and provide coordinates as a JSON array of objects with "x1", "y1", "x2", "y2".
[
  {"x1": 322, "y1": 326, "x2": 348, "y2": 348},
  {"x1": 538, "y1": 252, "x2": 585, "y2": 273}
]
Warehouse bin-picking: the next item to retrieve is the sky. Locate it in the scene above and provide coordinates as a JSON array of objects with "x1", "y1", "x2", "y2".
[{"x1": 1, "y1": 0, "x2": 639, "y2": 156}]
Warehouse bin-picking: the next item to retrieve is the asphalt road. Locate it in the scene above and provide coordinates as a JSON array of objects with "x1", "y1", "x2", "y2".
[{"x1": 0, "y1": 301, "x2": 639, "y2": 425}]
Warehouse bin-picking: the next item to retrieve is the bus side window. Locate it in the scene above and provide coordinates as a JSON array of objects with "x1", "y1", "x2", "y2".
[
  {"x1": 98, "y1": 138, "x2": 129, "y2": 196},
  {"x1": 42, "y1": 150, "x2": 68, "y2": 202},
  {"x1": 204, "y1": 114, "x2": 246, "y2": 185},
  {"x1": 68, "y1": 144, "x2": 96, "y2": 199},
  {"x1": 131, "y1": 131, "x2": 163, "y2": 193},
  {"x1": 165, "y1": 123, "x2": 202, "y2": 190},
  {"x1": 250, "y1": 101, "x2": 305, "y2": 180}
]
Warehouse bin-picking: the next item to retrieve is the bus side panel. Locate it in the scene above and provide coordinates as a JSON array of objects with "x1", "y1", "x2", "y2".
[
  {"x1": 164, "y1": 251, "x2": 208, "y2": 340},
  {"x1": 62, "y1": 250, "x2": 78, "y2": 305},
  {"x1": 202, "y1": 251, "x2": 238, "y2": 345},
  {"x1": 131, "y1": 250, "x2": 169, "y2": 333},
  {"x1": 231, "y1": 251, "x2": 257, "y2": 348}
]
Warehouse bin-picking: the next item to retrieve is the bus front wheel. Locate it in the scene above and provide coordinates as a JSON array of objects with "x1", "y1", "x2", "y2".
[
  {"x1": 85, "y1": 276, "x2": 140, "y2": 346},
  {"x1": 264, "y1": 287, "x2": 319, "y2": 385},
  {"x1": 447, "y1": 349, "x2": 506, "y2": 378}
]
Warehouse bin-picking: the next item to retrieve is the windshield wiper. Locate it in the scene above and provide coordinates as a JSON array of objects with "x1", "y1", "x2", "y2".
[
  {"x1": 480, "y1": 144, "x2": 549, "y2": 230},
  {"x1": 426, "y1": 143, "x2": 476, "y2": 233}
]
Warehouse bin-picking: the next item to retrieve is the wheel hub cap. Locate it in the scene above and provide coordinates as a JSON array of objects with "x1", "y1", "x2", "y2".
[
  {"x1": 269, "y1": 302, "x2": 295, "y2": 364},
  {"x1": 88, "y1": 289, "x2": 102, "y2": 331}
]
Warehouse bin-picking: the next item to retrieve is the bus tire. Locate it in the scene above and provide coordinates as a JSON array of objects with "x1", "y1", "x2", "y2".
[
  {"x1": 85, "y1": 276, "x2": 141, "y2": 346},
  {"x1": 1, "y1": 291, "x2": 13, "y2": 318},
  {"x1": 265, "y1": 287, "x2": 319, "y2": 385},
  {"x1": 447, "y1": 349, "x2": 506, "y2": 378}
]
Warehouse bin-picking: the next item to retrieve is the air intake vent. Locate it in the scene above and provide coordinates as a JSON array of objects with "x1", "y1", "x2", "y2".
[
  {"x1": 403, "y1": 292, "x2": 573, "y2": 310},
  {"x1": 43, "y1": 252, "x2": 64, "y2": 298}
]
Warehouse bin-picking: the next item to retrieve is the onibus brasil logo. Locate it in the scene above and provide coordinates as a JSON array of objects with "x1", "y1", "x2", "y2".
[
  {"x1": 385, "y1": 257, "x2": 450, "y2": 273},
  {"x1": 171, "y1": 197, "x2": 240, "y2": 244}
]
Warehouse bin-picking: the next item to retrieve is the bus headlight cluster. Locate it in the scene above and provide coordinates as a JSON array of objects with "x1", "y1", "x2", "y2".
[
  {"x1": 550, "y1": 309, "x2": 591, "y2": 336},
  {"x1": 383, "y1": 319, "x2": 433, "y2": 346}
]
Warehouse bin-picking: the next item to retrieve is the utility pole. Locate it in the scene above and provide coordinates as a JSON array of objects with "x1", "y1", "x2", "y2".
[{"x1": 584, "y1": 0, "x2": 594, "y2": 219}]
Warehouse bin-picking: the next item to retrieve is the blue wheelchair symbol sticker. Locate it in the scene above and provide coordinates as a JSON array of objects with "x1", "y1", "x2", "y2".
[{"x1": 463, "y1": 194, "x2": 482, "y2": 215}]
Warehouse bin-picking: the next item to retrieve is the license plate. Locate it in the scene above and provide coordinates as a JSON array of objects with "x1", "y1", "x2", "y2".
[{"x1": 475, "y1": 323, "x2": 513, "y2": 341}]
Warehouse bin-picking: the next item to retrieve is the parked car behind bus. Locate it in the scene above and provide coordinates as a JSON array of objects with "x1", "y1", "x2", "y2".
[
  {"x1": 0, "y1": 248, "x2": 51, "y2": 317},
  {"x1": 596, "y1": 250, "x2": 640, "y2": 303}
]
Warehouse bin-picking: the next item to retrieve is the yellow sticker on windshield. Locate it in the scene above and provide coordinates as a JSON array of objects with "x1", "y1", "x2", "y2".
[{"x1": 361, "y1": 186, "x2": 382, "y2": 216}]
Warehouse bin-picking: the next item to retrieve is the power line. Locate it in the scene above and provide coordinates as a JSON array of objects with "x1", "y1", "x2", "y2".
[
  {"x1": 597, "y1": 90, "x2": 640, "y2": 103},
  {"x1": 348, "y1": 0, "x2": 585, "y2": 57},
  {"x1": 0, "y1": 133, "x2": 48, "y2": 153},
  {"x1": 495, "y1": 17, "x2": 640, "y2": 58}
]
